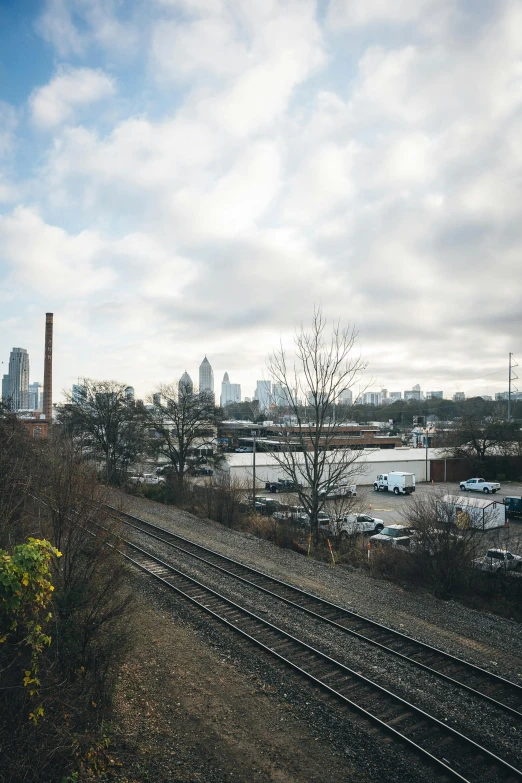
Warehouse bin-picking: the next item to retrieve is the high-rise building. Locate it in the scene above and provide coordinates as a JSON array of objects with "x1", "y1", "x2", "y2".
[
  {"x1": 404, "y1": 384, "x2": 423, "y2": 401},
  {"x1": 272, "y1": 382, "x2": 291, "y2": 407},
  {"x1": 72, "y1": 383, "x2": 87, "y2": 404},
  {"x1": 362, "y1": 391, "x2": 382, "y2": 406},
  {"x1": 28, "y1": 382, "x2": 42, "y2": 410},
  {"x1": 179, "y1": 371, "x2": 193, "y2": 396},
  {"x1": 453, "y1": 392, "x2": 466, "y2": 402},
  {"x1": 199, "y1": 356, "x2": 214, "y2": 394},
  {"x1": 2, "y1": 374, "x2": 10, "y2": 405},
  {"x1": 220, "y1": 372, "x2": 241, "y2": 407},
  {"x1": 339, "y1": 388, "x2": 353, "y2": 406},
  {"x1": 8, "y1": 347, "x2": 30, "y2": 410},
  {"x1": 255, "y1": 380, "x2": 271, "y2": 411},
  {"x1": 389, "y1": 392, "x2": 402, "y2": 402},
  {"x1": 152, "y1": 392, "x2": 163, "y2": 407},
  {"x1": 124, "y1": 386, "x2": 135, "y2": 403},
  {"x1": 426, "y1": 391, "x2": 443, "y2": 399}
]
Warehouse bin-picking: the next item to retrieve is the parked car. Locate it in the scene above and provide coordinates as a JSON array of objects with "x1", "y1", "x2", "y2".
[
  {"x1": 318, "y1": 483, "x2": 357, "y2": 499},
  {"x1": 128, "y1": 473, "x2": 165, "y2": 485},
  {"x1": 369, "y1": 524, "x2": 415, "y2": 548},
  {"x1": 235, "y1": 446, "x2": 253, "y2": 453},
  {"x1": 472, "y1": 549, "x2": 522, "y2": 573},
  {"x1": 273, "y1": 505, "x2": 306, "y2": 521},
  {"x1": 247, "y1": 497, "x2": 283, "y2": 516},
  {"x1": 329, "y1": 514, "x2": 385, "y2": 538},
  {"x1": 296, "y1": 511, "x2": 330, "y2": 529},
  {"x1": 156, "y1": 465, "x2": 174, "y2": 475},
  {"x1": 193, "y1": 466, "x2": 213, "y2": 476},
  {"x1": 265, "y1": 479, "x2": 301, "y2": 493},
  {"x1": 459, "y1": 478, "x2": 500, "y2": 494}
]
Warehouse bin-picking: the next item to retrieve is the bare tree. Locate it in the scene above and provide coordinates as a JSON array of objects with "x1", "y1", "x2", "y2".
[
  {"x1": 58, "y1": 378, "x2": 147, "y2": 484},
  {"x1": 267, "y1": 309, "x2": 366, "y2": 541},
  {"x1": 401, "y1": 491, "x2": 479, "y2": 599},
  {"x1": 148, "y1": 382, "x2": 221, "y2": 499},
  {"x1": 0, "y1": 403, "x2": 35, "y2": 548}
]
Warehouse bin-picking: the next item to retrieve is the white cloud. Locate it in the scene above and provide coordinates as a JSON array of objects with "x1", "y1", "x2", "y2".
[
  {"x1": 37, "y1": 0, "x2": 86, "y2": 57},
  {"x1": 0, "y1": 101, "x2": 18, "y2": 158},
  {"x1": 169, "y1": 141, "x2": 282, "y2": 240},
  {"x1": 0, "y1": 207, "x2": 116, "y2": 297},
  {"x1": 30, "y1": 67, "x2": 116, "y2": 129},
  {"x1": 151, "y1": 17, "x2": 249, "y2": 81},
  {"x1": 327, "y1": 0, "x2": 444, "y2": 29},
  {"x1": 10, "y1": 0, "x2": 520, "y2": 399},
  {"x1": 152, "y1": 0, "x2": 325, "y2": 136},
  {"x1": 37, "y1": 0, "x2": 140, "y2": 58}
]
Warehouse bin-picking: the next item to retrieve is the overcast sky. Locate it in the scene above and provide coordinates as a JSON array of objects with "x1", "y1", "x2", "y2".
[{"x1": 0, "y1": 0, "x2": 520, "y2": 402}]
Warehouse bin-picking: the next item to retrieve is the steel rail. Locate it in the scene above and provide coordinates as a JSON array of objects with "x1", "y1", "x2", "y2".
[
  {"x1": 108, "y1": 505, "x2": 522, "y2": 720},
  {"x1": 118, "y1": 536, "x2": 522, "y2": 783}
]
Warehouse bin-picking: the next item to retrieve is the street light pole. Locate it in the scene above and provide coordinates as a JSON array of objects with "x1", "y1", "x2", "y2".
[{"x1": 425, "y1": 434, "x2": 429, "y2": 482}]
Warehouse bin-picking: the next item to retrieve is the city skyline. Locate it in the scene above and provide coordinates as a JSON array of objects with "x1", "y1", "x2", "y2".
[
  {"x1": 0, "y1": 2, "x2": 520, "y2": 401},
  {"x1": 0, "y1": 340, "x2": 517, "y2": 407}
]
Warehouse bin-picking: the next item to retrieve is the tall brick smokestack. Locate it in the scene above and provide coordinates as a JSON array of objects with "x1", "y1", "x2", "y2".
[{"x1": 43, "y1": 312, "x2": 53, "y2": 422}]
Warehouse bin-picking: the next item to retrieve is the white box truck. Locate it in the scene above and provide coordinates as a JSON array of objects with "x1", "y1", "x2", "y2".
[{"x1": 373, "y1": 472, "x2": 416, "y2": 495}]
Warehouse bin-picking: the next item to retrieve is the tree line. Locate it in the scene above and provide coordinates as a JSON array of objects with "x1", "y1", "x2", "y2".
[{"x1": 0, "y1": 404, "x2": 134, "y2": 782}]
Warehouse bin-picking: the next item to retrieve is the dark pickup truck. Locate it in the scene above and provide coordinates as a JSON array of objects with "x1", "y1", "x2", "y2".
[
  {"x1": 504, "y1": 497, "x2": 522, "y2": 519},
  {"x1": 265, "y1": 479, "x2": 301, "y2": 493}
]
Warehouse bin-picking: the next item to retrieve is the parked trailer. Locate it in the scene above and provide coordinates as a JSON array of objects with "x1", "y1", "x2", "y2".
[{"x1": 440, "y1": 494, "x2": 507, "y2": 530}]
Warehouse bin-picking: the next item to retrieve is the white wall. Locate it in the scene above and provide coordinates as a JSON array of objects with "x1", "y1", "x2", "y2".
[{"x1": 219, "y1": 448, "x2": 433, "y2": 487}]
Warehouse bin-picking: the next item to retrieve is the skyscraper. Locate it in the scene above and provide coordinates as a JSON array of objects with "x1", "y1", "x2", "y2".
[
  {"x1": 7, "y1": 347, "x2": 30, "y2": 410},
  {"x1": 339, "y1": 388, "x2": 353, "y2": 405},
  {"x1": 220, "y1": 372, "x2": 241, "y2": 407},
  {"x1": 28, "y1": 381, "x2": 42, "y2": 410},
  {"x1": 199, "y1": 356, "x2": 214, "y2": 393},
  {"x1": 255, "y1": 380, "x2": 271, "y2": 411},
  {"x1": 179, "y1": 371, "x2": 193, "y2": 395},
  {"x1": 1, "y1": 374, "x2": 10, "y2": 405},
  {"x1": 72, "y1": 383, "x2": 87, "y2": 404},
  {"x1": 272, "y1": 383, "x2": 290, "y2": 407}
]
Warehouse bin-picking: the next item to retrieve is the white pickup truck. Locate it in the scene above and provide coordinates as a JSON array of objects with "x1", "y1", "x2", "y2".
[
  {"x1": 322, "y1": 514, "x2": 384, "y2": 539},
  {"x1": 472, "y1": 549, "x2": 522, "y2": 573},
  {"x1": 459, "y1": 478, "x2": 500, "y2": 494},
  {"x1": 128, "y1": 473, "x2": 165, "y2": 485}
]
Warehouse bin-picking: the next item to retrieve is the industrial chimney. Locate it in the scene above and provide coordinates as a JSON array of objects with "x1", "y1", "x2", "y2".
[{"x1": 43, "y1": 312, "x2": 53, "y2": 422}]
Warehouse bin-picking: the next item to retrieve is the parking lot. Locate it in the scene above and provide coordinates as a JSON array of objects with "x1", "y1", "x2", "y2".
[
  {"x1": 351, "y1": 481, "x2": 522, "y2": 521},
  {"x1": 259, "y1": 481, "x2": 522, "y2": 553}
]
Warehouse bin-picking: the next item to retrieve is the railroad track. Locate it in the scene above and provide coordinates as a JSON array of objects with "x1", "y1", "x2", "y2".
[
  {"x1": 108, "y1": 506, "x2": 522, "y2": 721},
  {"x1": 117, "y1": 533, "x2": 522, "y2": 783}
]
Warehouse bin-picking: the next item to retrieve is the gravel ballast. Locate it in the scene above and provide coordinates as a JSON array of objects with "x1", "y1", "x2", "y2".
[{"x1": 107, "y1": 490, "x2": 522, "y2": 780}]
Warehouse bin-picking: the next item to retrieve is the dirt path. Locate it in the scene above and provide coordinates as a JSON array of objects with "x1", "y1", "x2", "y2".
[{"x1": 108, "y1": 592, "x2": 367, "y2": 783}]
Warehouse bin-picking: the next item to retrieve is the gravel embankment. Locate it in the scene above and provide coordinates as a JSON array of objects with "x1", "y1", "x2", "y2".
[{"x1": 109, "y1": 491, "x2": 522, "y2": 778}]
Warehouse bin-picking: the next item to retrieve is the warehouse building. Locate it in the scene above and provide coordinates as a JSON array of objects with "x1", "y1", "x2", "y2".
[{"x1": 218, "y1": 447, "x2": 441, "y2": 488}]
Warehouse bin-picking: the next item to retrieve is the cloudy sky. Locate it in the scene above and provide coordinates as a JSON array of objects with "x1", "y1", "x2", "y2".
[{"x1": 0, "y1": 0, "x2": 520, "y2": 402}]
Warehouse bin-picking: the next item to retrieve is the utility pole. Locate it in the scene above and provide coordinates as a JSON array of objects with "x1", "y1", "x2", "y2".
[
  {"x1": 508, "y1": 352, "x2": 512, "y2": 422},
  {"x1": 252, "y1": 429, "x2": 257, "y2": 509},
  {"x1": 508, "y1": 353, "x2": 518, "y2": 421}
]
